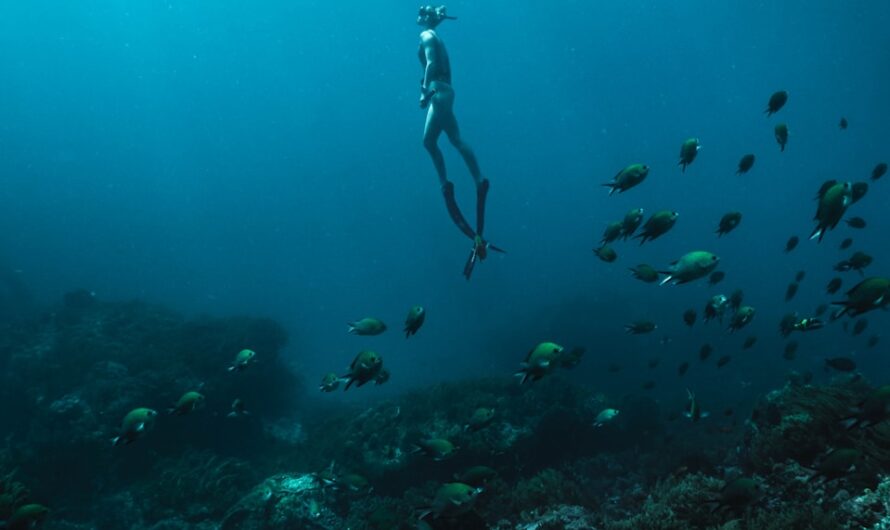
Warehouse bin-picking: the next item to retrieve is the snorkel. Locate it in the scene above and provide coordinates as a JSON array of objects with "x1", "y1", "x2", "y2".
[{"x1": 417, "y1": 5, "x2": 457, "y2": 27}]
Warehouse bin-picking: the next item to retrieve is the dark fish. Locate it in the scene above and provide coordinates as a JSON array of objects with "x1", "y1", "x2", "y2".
[
  {"x1": 648, "y1": 357, "x2": 661, "y2": 369},
  {"x1": 826, "y1": 277, "x2": 843, "y2": 294},
  {"x1": 678, "y1": 362, "x2": 690, "y2": 376},
  {"x1": 729, "y1": 289, "x2": 744, "y2": 312},
  {"x1": 602, "y1": 221, "x2": 623, "y2": 244},
  {"x1": 625, "y1": 320, "x2": 657, "y2": 334},
  {"x1": 815, "y1": 304, "x2": 828, "y2": 316},
  {"x1": 736, "y1": 154, "x2": 755, "y2": 175},
  {"x1": 834, "y1": 251, "x2": 872, "y2": 275},
  {"x1": 683, "y1": 309, "x2": 697, "y2": 327},
  {"x1": 872, "y1": 162, "x2": 887, "y2": 182},
  {"x1": 785, "y1": 236, "x2": 799, "y2": 253},
  {"x1": 699, "y1": 344, "x2": 713, "y2": 362},
  {"x1": 607, "y1": 362, "x2": 623, "y2": 373},
  {"x1": 852, "y1": 318, "x2": 868, "y2": 336},
  {"x1": 785, "y1": 282, "x2": 799, "y2": 302},
  {"x1": 724, "y1": 408, "x2": 734, "y2": 417},
  {"x1": 775, "y1": 123, "x2": 789, "y2": 152},
  {"x1": 642, "y1": 380, "x2": 656, "y2": 390},
  {"x1": 867, "y1": 336, "x2": 880, "y2": 348},
  {"x1": 795, "y1": 270, "x2": 806, "y2": 283},
  {"x1": 840, "y1": 238, "x2": 853, "y2": 250},
  {"x1": 839, "y1": 117, "x2": 848, "y2": 130},
  {"x1": 779, "y1": 312, "x2": 798, "y2": 338},
  {"x1": 825, "y1": 357, "x2": 856, "y2": 372},
  {"x1": 845, "y1": 217, "x2": 867, "y2": 229},
  {"x1": 852, "y1": 182, "x2": 869, "y2": 203},
  {"x1": 593, "y1": 245, "x2": 618, "y2": 263},
  {"x1": 784, "y1": 341, "x2": 799, "y2": 360},
  {"x1": 743, "y1": 336, "x2": 757, "y2": 349},
  {"x1": 716, "y1": 211, "x2": 743, "y2": 237},
  {"x1": 709, "y1": 271, "x2": 726, "y2": 286},
  {"x1": 716, "y1": 355, "x2": 732, "y2": 368},
  {"x1": 766, "y1": 90, "x2": 788, "y2": 116}
]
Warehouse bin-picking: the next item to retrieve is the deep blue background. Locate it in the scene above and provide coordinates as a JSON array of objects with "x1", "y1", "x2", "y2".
[{"x1": 0, "y1": 1, "x2": 888, "y2": 407}]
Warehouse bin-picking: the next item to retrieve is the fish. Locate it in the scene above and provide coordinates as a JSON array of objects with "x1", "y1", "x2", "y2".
[
  {"x1": 704, "y1": 294, "x2": 729, "y2": 324},
  {"x1": 341, "y1": 350, "x2": 385, "y2": 390},
  {"x1": 678, "y1": 138, "x2": 701, "y2": 172},
  {"x1": 594, "y1": 408, "x2": 620, "y2": 427},
  {"x1": 648, "y1": 357, "x2": 661, "y2": 369},
  {"x1": 635, "y1": 210, "x2": 679, "y2": 244},
  {"x1": 795, "y1": 270, "x2": 806, "y2": 283},
  {"x1": 167, "y1": 391, "x2": 205, "y2": 416},
  {"x1": 728, "y1": 306, "x2": 755, "y2": 333},
  {"x1": 872, "y1": 162, "x2": 887, "y2": 181},
  {"x1": 716, "y1": 355, "x2": 732, "y2": 368},
  {"x1": 825, "y1": 357, "x2": 856, "y2": 372},
  {"x1": 852, "y1": 318, "x2": 868, "y2": 336},
  {"x1": 785, "y1": 236, "x2": 799, "y2": 253},
  {"x1": 593, "y1": 245, "x2": 618, "y2": 263},
  {"x1": 347, "y1": 317, "x2": 387, "y2": 336},
  {"x1": 743, "y1": 336, "x2": 757, "y2": 349},
  {"x1": 601, "y1": 221, "x2": 624, "y2": 244},
  {"x1": 630, "y1": 264, "x2": 660, "y2": 283},
  {"x1": 708, "y1": 271, "x2": 726, "y2": 286},
  {"x1": 785, "y1": 282, "x2": 799, "y2": 302},
  {"x1": 683, "y1": 309, "x2": 697, "y2": 327},
  {"x1": 845, "y1": 217, "x2": 867, "y2": 229},
  {"x1": 716, "y1": 212, "x2": 742, "y2": 237},
  {"x1": 699, "y1": 344, "x2": 713, "y2": 361},
  {"x1": 775, "y1": 123, "x2": 789, "y2": 151},
  {"x1": 320, "y1": 372, "x2": 342, "y2": 392},
  {"x1": 642, "y1": 380, "x2": 657, "y2": 390},
  {"x1": 736, "y1": 154, "x2": 755, "y2": 175},
  {"x1": 840, "y1": 238, "x2": 853, "y2": 250},
  {"x1": 678, "y1": 362, "x2": 690, "y2": 376},
  {"x1": 465, "y1": 407, "x2": 496, "y2": 432},
  {"x1": 765, "y1": 90, "x2": 788, "y2": 116},
  {"x1": 453, "y1": 466, "x2": 497, "y2": 487},
  {"x1": 603, "y1": 164, "x2": 650, "y2": 196},
  {"x1": 228, "y1": 348, "x2": 257, "y2": 372},
  {"x1": 112, "y1": 407, "x2": 158, "y2": 446},
  {"x1": 625, "y1": 320, "x2": 657, "y2": 334},
  {"x1": 684, "y1": 389, "x2": 709, "y2": 421},
  {"x1": 839, "y1": 117, "x2": 848, "y2": 130},
  {"x1": 515, "y1": 342, "x2": 564, "y2": 384},
  {"x1": 832, "y1": 277, "x2": 890, "y2": 318},
  {"x1": 413, "y1": 438, "x2": 458, "y2": 461},
  {"x1": 423, "y1": 482, "x2": 482, "y2": 519},
  {"x1": 621, "y1": 208, "x2": 645, "y2": 239},
  {"x1": 659, "y1": 251, "x2": 719, "y2": 286},
  {"x1": 404, "y1": 305, "x2": 426, "y2": 337},
  {"x1": 227, "y1": 398, "x2": 250, "y2": 418},
  {"x1": 826, "y1": 277, "x2": 843, "y2": 294}
]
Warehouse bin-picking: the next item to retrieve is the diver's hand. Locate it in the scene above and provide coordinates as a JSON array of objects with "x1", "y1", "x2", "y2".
[{"x1": 419, "y1": 89, "x2": 435, "y2": 109}]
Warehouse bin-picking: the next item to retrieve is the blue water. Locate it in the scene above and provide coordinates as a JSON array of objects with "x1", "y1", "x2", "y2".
[{"x1": 0, "y1": 0, "x2": 888, "y2": 407}]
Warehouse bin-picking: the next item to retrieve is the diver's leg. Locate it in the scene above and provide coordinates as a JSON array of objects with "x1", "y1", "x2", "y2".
[
  {"x1": 424, "y1": 107, "x2": 475, "y2": 239},
  {"x1": 443, "y1": 115, "x2": 489, "y2": 236}
]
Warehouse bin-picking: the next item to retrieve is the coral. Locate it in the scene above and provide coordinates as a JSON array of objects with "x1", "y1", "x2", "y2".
[
  {"x1": 840, "y1": 475, "x2": 890, "y2": 529},
  {"x1": 512, "y1": 504, "x2": 599, "y2": 530},
  {"x1": 220, "y1": 473, "x2": 343, "y2": 530},
  {"x1": 0, "y1": 469, "x2": 30, "y2": 520}
]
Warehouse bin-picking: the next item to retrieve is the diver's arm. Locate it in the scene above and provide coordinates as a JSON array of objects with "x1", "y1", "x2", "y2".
[{"x1": 420, "y1": 32, "x2": 438, "y2": 97}]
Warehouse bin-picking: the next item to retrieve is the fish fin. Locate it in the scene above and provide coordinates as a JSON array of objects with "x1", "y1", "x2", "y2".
[
  {"x1": 227, "y1": 366, "x2": 235, "y2": 372},
  {"x1": 809, "y1": 226, "x2": 824, "y2": 241},
  {"x1": 111, "y1": 436, "x2": 122, "y2": 446},
  {"x1": 659, "y1": 275, "x2": 674, "y2": 286},
  {"x1": 347, "y1": 323, "x2": 357, "y2": 334},
  {"x1": 135, "y1": 422, "x2": 146, "y2": 433},
  {"x1": 227, "y1": 412, "x2": 237, "y2": 418},
  {"x1": 701, "y1": 411, "x2": 710, "y2": 419}
]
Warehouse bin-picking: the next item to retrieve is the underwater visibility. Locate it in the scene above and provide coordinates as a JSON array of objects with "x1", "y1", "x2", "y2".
[{"x1": 1, "y1": 2, "x2": 890, "y2": 529}]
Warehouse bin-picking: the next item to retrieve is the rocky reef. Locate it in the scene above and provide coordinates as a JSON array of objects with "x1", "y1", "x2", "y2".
[{"x1": 3, "y1": 293, "x2": 890, "y2": 529}]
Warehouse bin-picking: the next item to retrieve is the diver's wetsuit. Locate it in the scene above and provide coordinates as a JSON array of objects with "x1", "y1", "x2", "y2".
[{"x1": 419, "y1": 28, "x2": 489, "y2": 241}]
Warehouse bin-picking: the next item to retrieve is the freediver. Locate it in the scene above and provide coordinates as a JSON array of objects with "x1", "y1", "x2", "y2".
[{"x1": 417, "y1": 5, "x2": 503, "y2": 279}]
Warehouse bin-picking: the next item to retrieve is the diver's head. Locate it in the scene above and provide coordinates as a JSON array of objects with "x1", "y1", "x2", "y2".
[{"x1": 417, "y1": 5, "x2": 456, "y2": 28}]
